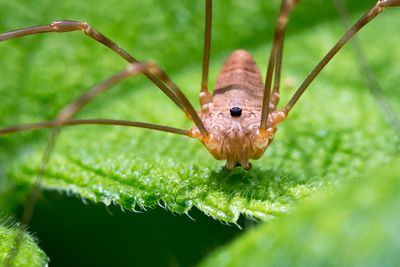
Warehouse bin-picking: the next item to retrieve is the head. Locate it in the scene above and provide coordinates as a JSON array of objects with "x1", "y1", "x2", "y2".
[{"x1": 189, "y1": 106, "x2": 275, "y2": 170}]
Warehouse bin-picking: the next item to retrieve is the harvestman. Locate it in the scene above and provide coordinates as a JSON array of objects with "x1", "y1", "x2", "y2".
[{"x1": 0, "y1": 0, "x2": 399, "y2": 263}]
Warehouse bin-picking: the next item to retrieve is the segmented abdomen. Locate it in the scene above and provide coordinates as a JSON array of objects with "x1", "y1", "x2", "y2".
[{"x1": 213, "y1": 49, "x2": 264, "y2": 109}]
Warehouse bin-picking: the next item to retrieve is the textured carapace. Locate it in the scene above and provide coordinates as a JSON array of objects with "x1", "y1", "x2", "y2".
[{"x1": 189, "y1": 50, "x2": 285, "y2": 170}]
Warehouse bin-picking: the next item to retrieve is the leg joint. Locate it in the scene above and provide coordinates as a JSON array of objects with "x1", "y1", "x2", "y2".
[{"x1": 51, "y1": 20, "x2": 88, "y2": 32}]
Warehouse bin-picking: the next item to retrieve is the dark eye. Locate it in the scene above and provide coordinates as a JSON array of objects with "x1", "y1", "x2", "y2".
[{"x1": 230, "y1": 106, "x2": 242, "y2": 117}]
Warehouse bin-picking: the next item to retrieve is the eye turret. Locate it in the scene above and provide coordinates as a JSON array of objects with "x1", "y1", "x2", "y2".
[{"x1": 230, "y1": 106, "x2": 242, "y2": 117}]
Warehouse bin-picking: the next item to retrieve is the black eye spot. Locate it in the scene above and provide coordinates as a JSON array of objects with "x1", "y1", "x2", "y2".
[{"x1": 230, "y1": 106, "x2": 242, "y2": 117}]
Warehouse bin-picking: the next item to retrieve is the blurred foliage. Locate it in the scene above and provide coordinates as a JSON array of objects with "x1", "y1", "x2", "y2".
[
  {"x1": 0, "y1": 0, "x2": 399, "y2": 266},
  {"x1": 200, "y1": 161, "x2": 400, "y2": 267},
  {"x1": 0, "y1": 223, "x2": 48, "y2": 267}
]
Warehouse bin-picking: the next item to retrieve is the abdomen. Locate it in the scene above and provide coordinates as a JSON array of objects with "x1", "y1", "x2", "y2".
[{"x1": 212, "y1": 49, "x2": 264, "y2": 109}]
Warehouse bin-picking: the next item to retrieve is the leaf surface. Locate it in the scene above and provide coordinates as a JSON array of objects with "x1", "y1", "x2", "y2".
[
  {"x1": 199, "y1": 161, "x2": 400, "y2": 267},
  {"x1": 0, "y1": 224, "x2": 48, "y2": 267}
]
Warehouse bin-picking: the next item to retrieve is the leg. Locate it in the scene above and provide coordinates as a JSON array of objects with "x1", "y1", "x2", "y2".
[
  {"x1": 0, "y1": 20, "x2": 188, "y2": 114},
  {"x1": 0, "y1": 119, "x2": 189, "y2": 137},
  {"x1": 260, "y1": 0, "x2": 298, "y2": 131},
  {"x1": 283, "y1": 0, "x2": 400, "y2": 114},
  {"x1": 272, "y1": 0, "x2": 299, "y2": 107},
  {"x1": 0, "y1": 20, "x2": 135, "y2": 61},
  {"x1": 199, "y1": 0, "x2": 213, "y2": 108}
]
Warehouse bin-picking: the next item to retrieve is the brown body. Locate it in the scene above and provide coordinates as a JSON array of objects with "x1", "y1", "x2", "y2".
[{"x1": 190, "y1": 50, "x2": 284, "y2": 170}]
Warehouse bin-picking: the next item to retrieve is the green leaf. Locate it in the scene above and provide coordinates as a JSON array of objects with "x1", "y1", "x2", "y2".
[
  {"x1": 199, "y1": 161, "x2": 400, "y2": 267},
  {"x1": 0, "y1": 224, "x2": 48, "y2": 267},
  {"x1": 1, "y1": 0, "x2": 399, "y2": 223}
]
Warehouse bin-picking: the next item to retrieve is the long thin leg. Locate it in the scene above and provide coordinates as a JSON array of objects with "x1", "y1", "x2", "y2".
[
  {"x1": 199, "y1": 0, "x2": 213, "y2": 107},
  {"x1": 260, "y1": 0, "x2": 298, "y2": 132},
  {"x1": 283, "y1": 0, "x2": 400, "y2": 115},
  {"x1": 270, "y1": 40, "x2": 284, "y2": 107},
  {"x1": 0, "y1": 119, "x2": 189, "y2": 136},
  {"x1": 0, "y1": 20, "x2": 189, "y2": 115},
  {"x1": 272, "y1": 0, "x2": 299, "y2": 107},
  {"x1": 333, "y1": 0, "x2": 400, "y2": 136}
]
